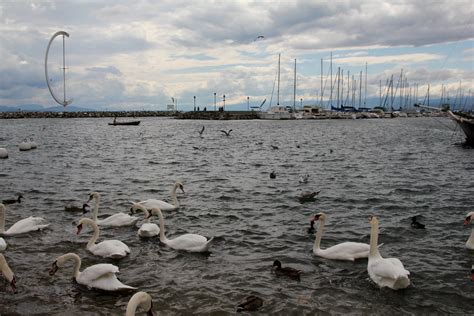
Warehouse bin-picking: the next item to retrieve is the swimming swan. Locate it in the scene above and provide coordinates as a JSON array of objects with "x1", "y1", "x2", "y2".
[
  {"x1": 126, "y1": 291, "x2": 155, "y2": 316},
  {"x1": 464, "y1": 212, "x2": 474, "y2": 250},
  {"x1": 0, "y1": 203, "x2": 49, "y2": 236},
  {"x1": 150, "y1": 207, "x2": 212, "y2": 252},
  {"x1": 130, "y1": 203, "x2": 160, "y2": 238},
  {"x1": 0, "y1": 254, "x2": 16, "y2": 293},
  {"x1": 137, "y1": 181, "x2": 185, "y2": 211},
  {"x1": 49, "y1": 252, "x2": 136, "y2": 291},
  {"x1": 312, "y1": 212, "x2": 371, "y2": 261},
  {"x1": 86, "y1": 192, "x2": 140, "y2": 227},
  {"x1": 0, "y1": 237, "x2": 6, "y2": 252},
  {"x1": 367, "y1": 216, "x2": 410, "y2": 290},
  {"x1": 76, "y1": 218, "x2": 130, "y2": 259}
]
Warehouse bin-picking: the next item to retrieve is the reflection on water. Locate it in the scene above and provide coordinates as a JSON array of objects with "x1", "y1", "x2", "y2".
[{"x1": 0, "y1": 117, "x2": 473, "y2": 314}]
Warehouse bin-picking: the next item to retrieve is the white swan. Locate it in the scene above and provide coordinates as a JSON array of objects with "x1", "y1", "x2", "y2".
[
  {"x1": 367, "y1": 216, "x2": 410, "y2": 290},
  {"x1": 0, "y1": 254, "x2": 16, "y2": 293},
  {"x1": 151, "y1": 207, "x2": 212, "y2": 252},
  {"x1": 18, "y1": 140, "x2": 31, "y2": 151},
  {"x1": 0, "y1": 148, "x2": 8, "y2": 159},
  {"x1": 464, "y1": 211, "x2": 474, "y2": 250},
  {"x1": 312, "y1": 212, "x2": 371, "y2": 261},
  {"x1": 130, "y1": 203, "x2": 160, "y2": 238},
  {"x1": 0, "y1": 237, "x2": 6, "y2": 252},
  {"x1": 126, "y1": 291, "x2": 155, "y2": 316},
  {"x1": 138, "y1": 181, "x2": 185, "y2": 211},
  {"x1": 0, "y1": 203, "x2": 49, "y2": 236},
  {"x1": 87, "y1": 192, "x2": 140, "y2": 227},
  {"x1": 49, "y1": 252, "x2": 136, "y2": 291},
  {"x1": 76, "y1": 218, "x2": 130, "y2": 259}
]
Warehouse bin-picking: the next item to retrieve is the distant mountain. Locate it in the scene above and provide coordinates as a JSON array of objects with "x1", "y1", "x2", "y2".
[{"x1": 43, "y1": 105, "x2": 96, "y2": 112}]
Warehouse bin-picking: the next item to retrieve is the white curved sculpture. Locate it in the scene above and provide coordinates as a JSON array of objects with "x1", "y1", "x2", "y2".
[{"x1": 45, "y1": 31, "x2": 73, "y2": 106}]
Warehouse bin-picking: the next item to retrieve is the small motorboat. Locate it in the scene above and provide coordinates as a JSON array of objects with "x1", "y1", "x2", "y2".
[{"x1": 108, "y1": 120, "x2": 140, "y2": 126}]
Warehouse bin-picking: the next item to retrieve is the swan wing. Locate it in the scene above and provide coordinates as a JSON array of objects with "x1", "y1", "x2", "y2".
[
  {"x1": 316, "y1": 242, "x2": 370, "y2": 260},
  {"x1": 97, "y1": 213, "x2": 139, "y2": 227},
  {"x1": 138, "y1": 223, "x2": 160, "y2": 237},
  {"x1": 0, "y1": 237, "x2": 6, "y2": 252},
  {"x1": 369, "y1": 257, "x2": 410, "y2": 280},
  {"x1": 5, "y1": 216, "x2": 49, "y2": 235},
  {"x1": 78, "y1": 264, "x2": 136, "y2": 291},
  {"x1": 167, "y1": 234, "x2": 212, "y2": 252},
  {"x1": 138, "y1": 199, "x2": 175, "y2": 211},
  {"x1": 90, "y1": 240, "x2": 130, "y2": 258}
]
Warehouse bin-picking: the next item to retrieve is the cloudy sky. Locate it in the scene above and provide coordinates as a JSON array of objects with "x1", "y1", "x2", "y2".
[{"x1": 1, "y1": 0, "x2": 473, "y2": 111}]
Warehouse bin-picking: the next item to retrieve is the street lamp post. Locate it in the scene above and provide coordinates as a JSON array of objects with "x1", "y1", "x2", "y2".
[
  {"x1": 300, "y1": 98, "x2": 303, "y2": 108},
  {"x1": 223, "y1": 95, "x2": 226, "y2": 111},
  {"x1": 214, "y1": 92, "x2": 216, "y2": 111},
  {"x1": 247, "y1": 96, "x2": 249, "y2": 111},
  {"x1": 193, "y1": 95, "x2": 196, "y2": 111}
]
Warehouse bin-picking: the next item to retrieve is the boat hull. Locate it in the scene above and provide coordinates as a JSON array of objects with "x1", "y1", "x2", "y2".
[{"x1": 108, "y1": 121, "x2": 141, "y2": 126}]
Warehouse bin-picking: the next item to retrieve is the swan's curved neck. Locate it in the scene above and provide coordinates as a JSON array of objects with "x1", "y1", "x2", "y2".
[
  {"x1": 61, "y1": 253, "x2": 82, "y2": 279},
  {"x1": 156, "y1": 210, "x2": 168, "y2": 243},
  {"x1": 369, "y1": 222, "x2": 381, "y2": 258},
  {"x1": 86, "y1": 221, "x2": 100, "y2": 248},
  {"x1": 126, "y1": 292, "x2": 152, "y2": 316},
  {"x1": 92, "y1": 197, "x2": 99, "y2": 221},
  {"x1": 314, "y1": 219, "x2": 325, "y2": 250},
  {"x1": 0, "y1": 255, "x2": 14, "y2": 282},
  {"x1": 171, "y1": 185, "x2": 179, "y2": 207},
  {"x1": 0, "y1": 208, "x2": 5, "y2": 233},
  {"x1": 467, "y1": 228, "x2": 474, "y2": 248}
]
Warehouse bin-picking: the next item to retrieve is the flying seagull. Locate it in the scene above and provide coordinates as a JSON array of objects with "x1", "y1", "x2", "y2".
[
  {"x1": 221, "y1": 129, "x2": 232, "y2": 136},
  {"x1": 255, "y1": 35, "x2": 265, "y2": 41},
  {"x1": 198, "y1": 125, "x2": 205, "y2": 137}
]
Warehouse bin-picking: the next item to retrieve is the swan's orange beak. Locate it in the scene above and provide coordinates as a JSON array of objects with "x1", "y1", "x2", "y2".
[
  {"x1": 464, "y1": 216, "x2": 471, "y2": 225},
  {"x1": 76, "y1": 223, "x2": 83, "y2": 235},
  {"x1": 49, "y1": 261, "x2": 58, "y2": 276}
]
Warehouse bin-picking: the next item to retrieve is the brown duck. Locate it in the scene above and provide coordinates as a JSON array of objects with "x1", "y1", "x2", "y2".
[{"x1": 272, "y1": 260, "x2": 302, "y2": 280}]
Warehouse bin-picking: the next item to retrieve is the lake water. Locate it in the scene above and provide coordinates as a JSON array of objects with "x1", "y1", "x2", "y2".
[{"x1": 0, "y1": 117, "x2": 473, "y2": 315}]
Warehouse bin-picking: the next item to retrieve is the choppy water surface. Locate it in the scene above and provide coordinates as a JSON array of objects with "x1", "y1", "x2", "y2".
[{"x1": 0, "y1": 117, "x2": 473, "y2": 315}]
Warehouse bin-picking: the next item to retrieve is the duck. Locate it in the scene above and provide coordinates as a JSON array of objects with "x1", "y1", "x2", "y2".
[
  {"x1": 464, "y1": 212, "x2": 474, "y2": 250},
  {"x1": 76, "y1": 218, "x2": 130, "y2": 259},
  {"x1": 2, "y1": 194, "x2": 23, "y2": 205},
  {"x1": 298, "y1": 191, "x2": 320, "y2": 202},
  {"x1": 130, "y1": 203, "x2": 160, "y2": 238},
  {"x1": 137, "y1": 181, "x2": 185, "y2": 211},
  {"x1": 0, "y1": 203, "x2": 49, "y2": 236},
  {"x1": 237, "y1": 295, "x2": 263, "y2": 312},
  {"x1": 312, "y1": 212, "x2": 371, "y2": 261},
  {"x1": 299, "y1": 174, "x2": 309, "y2": 184},
  {"x1": 149, "y1": 207, "x2": 213, "y2": 252},
  {"x1": 86, "y1": 192, "x2": 140, "y2": 227},
  {"x1": 272, "y1": 260, "x2": 302, "y2": 280},
  {"x1": 410, "y1": 216, "x2": 425, "y2": 229},
  {"x1": 0, "y1": 254, "x2": 16, "y2": 293},
  {"x1": 0, "y1": 237, "x2": 6, "y2": 252},
  {"x1": 126, "y1": 291, "x2": 155, "y2": 316},
  {"x1": 269, "y1": 171, "x2": 276, "y2": 179},
  {"x1": 49, "y1": 252, "x2": 136, "y2": 292},
  {"x1": 64, "y1": 203, "x2": 89, "y2": 212},
  {"x1": 0, "y1": 148, "x2": 8, "y2": 159},
  {"x1": 367, "y1": 216, "x2": 410, "y2": 290}
]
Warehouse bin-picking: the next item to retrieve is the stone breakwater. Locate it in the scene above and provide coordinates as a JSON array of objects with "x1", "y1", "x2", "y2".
[{"x1": 0, "y1": 111, "x2": 174, "y2": 119}]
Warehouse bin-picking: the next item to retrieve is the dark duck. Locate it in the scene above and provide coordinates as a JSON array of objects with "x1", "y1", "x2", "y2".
[
  {"x1": 2, "y1": 194, "x2": 23, "y2": 205},
  {"x1": 411, "y1": 216, "x2": 425, "y2": 229},
  {"x1": 236, "y1": 295, "x2": 263, "y2": 312},
  {"x1": 272, "y1": 260, "x2": 302, "y2": 280}
]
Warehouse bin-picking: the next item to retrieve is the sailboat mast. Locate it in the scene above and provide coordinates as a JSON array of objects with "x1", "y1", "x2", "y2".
[
  {"x1": 277, "y1": 54, "x2": 280, "y2": 106},
  {"x1": 62, "y1": 34, "x2": 67, "y2": 103},
  {"x1": 359, "y1": 71, "x2": 362, "y2": 109},
  {"x1": 330, "y1": 52, "x2": 333, "y2": 107},
  {"x1": 293, "y1": 58, "x2": 296, "y2": 111},
  {"x1": 320, "y1": 58, "x2": 323, "y2": 107},
  {"x1": 364, "y1": 62, "x2": 367, "y2": 107},
  {"x1": 337, "y1": 67, "x2": 340, "y2": 108}
]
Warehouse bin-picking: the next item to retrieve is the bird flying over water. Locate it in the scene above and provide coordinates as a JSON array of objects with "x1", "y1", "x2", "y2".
[
  {"x1": 221, "y1": 129, "x2": 232, "y2": 136},
  {"x1": 255, "y1": 35, "x2": 265, "y2": 41},
  {"x1": 198, "y1": 125, "x2": 205, "y2": 137}
]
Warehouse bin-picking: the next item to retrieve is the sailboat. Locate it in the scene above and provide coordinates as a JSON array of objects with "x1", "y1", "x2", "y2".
[{"x1": 258, "y1": 54, "x2": 294, "y2": 120}]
